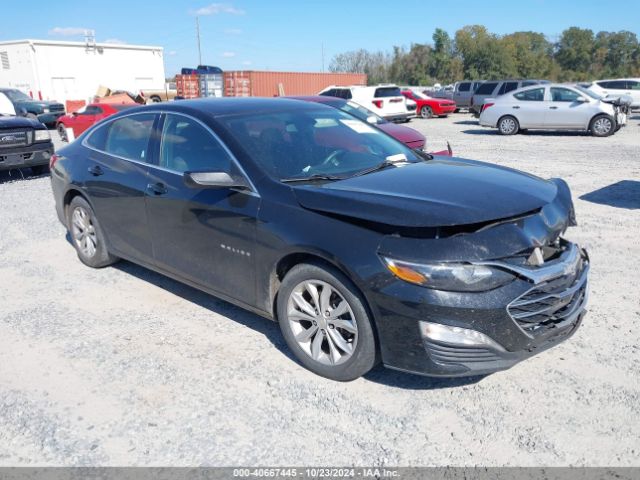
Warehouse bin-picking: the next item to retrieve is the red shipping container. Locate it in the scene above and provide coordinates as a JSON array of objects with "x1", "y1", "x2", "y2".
[
  {"x1": 223, "y1": 71, "x2": 367, "y2": 97},
  {"x1": 176, "y1": 74, "x2": 200, "y2": 99},
  {"x1": 65, "y1": 100, "x2": 86, "y2": 113}
]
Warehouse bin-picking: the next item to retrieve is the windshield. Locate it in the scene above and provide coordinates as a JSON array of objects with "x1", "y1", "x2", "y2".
[
  {"x1": 575, "y1": 86, "x2": 601, "y2": 100},
  {"x1": 3, "y1": 89, "x2": 32, "y2": 102},
  {"x1": 219, "y1": 108, "x2": 421, "y2": 181},
  {"x1": 339, "y1": 101, "x2": 387, "y2": 125}
]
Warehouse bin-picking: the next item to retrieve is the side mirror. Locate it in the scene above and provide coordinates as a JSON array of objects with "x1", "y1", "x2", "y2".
[
  {"x1": 575, "y1": 96, "x2": 588, "y2": 103},
  {"x1": 184, "y1": 171, "x2": 250, "y2": 190}
]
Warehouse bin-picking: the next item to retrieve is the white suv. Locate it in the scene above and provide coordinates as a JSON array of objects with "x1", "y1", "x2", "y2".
[
  {"x1": 319, "y1": 85, "x2": 411, "y2": 122},
  {"x1": 584, "y1": 79, "x2": 640, "y2": 108}
]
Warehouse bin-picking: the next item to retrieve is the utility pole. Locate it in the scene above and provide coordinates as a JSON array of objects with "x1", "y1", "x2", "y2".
[{"x1": 196, "y1": 16, "x2": 202, "y2": 66}]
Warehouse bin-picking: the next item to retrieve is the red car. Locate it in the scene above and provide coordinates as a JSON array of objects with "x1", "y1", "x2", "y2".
[
  {"x1": 56, "y1": 103, "x2": 135, "y2": 142},
  {"x1": 289, "y1": 96, "x2": 452, "y2": 156},
  {"x1": 401, "y1": 90, "x2": 457, "y2": 118}
]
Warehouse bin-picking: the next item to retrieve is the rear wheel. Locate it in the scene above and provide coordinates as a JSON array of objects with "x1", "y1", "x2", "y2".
[
  {"x1": 57, "y1": 123, "x2": 68, "y2": 142},
  {"x1": 277, "y1": 263, "x2": 378, "y2": 381},
  {"x1": 498, "y1": 115, "x2": 519, "y2": 135},
  {"x1": 590, "y1": 114, "x2": 614, "y2": 137},
  {"x1": 420, "y1": 106, "x2": 433, "y2": 119},
  {"x1": 67, "y1": 196, "x2": 119, "y2": 268}
]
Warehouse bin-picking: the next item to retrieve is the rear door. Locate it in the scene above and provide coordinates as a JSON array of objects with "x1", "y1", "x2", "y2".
[
  {"x1": 454, "y1": 82, "x2": 471, "y2": 107},
  {"x1": 625, "y1": 80, "x2": 640, "y2": 106},
  {"x1": 546, "y1": 87, "x2": 593, "y2": 128},
  {"x1": 511, "y1": 87, "x2": 547, "y2": 127},
  {"x1": 144, "y1": 112, "x2": 259, "y2": 305},
  {"x1": 83, "y1": 113, "x2": 158, "y2": 265}
]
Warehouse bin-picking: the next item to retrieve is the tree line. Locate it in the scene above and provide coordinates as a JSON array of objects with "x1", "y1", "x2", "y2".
[{"x1": 329, "y1": 26, "x2": 640, "y2": 85}]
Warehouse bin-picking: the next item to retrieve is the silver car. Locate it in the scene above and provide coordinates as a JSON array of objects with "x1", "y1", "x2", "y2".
[{"x1": 479, "y1": 84, "x2": 628, "y2": 137}]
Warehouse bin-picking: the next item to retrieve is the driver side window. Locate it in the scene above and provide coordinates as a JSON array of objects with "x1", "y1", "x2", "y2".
[{"x1": 159, "y1": 114, "x2": 232, "y2": 173}]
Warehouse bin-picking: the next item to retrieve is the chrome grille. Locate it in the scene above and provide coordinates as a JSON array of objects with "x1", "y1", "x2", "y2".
[
  {"x1": 508, "y1": 256, "x2": 588, "y2": 335},
  {"x1": 0, "y1": 130, "x2": 30, "y2": 148}
]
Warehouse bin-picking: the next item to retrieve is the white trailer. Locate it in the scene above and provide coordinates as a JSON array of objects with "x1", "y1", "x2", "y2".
[{"x1": 0, "y1": 39, "x2": 165, "y2": 106}]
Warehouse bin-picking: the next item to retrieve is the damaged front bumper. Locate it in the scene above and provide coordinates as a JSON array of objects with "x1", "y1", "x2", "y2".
[{"x1": 369, "y1": 186, "x2": 589, "y2": 378}]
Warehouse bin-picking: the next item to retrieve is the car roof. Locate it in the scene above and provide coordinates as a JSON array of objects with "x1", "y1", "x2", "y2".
[
  {"x1": 286, "y1": 95, "x2": 346, "y2": 107},
  {"x1": 111, "y1": 97, "x2": 330, "y2": 118}
]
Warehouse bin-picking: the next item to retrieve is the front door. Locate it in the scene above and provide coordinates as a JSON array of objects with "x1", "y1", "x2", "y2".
[
  {"x1": 545, "y1": 87, "x2": 593, "y2": 129},
  {"x1": 144, "y1": 113, "x2": 259, "y2": 306},
  {"x1": 83, "y1": 112, "x2": 158, "y2": 265}
]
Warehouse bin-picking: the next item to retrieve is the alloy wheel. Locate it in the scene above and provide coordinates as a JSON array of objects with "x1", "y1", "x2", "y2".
[
  {"x1": 593, "y1": 117, "x2": 612, "y2": 135},
  {"x1": 500, "y1": 117, "x2": 517, "y2": 134},
  {"x1": 71, "y1": 206, "x2": 98, "y2": 258},
  {"x1": 287, "y1": 280, "x2": 358, "y2": 366},
  {"x1": 420, "y1": 107, "x2": 433, "y2": 119}
]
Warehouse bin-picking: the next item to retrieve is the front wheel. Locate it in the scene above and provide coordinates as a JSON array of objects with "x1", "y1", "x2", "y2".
[
  {"x1": 498, "y1": 115, "x2": 519, "y2": 135},
  {"x1": 277, "y1": 263, "x2": 378, "y2": 381},
  {"x1": 420, "y1": 106, "x2": 433, "y2": 119},
  {"x1": 67, "y1": 196, "x2": 119, "y2": 268},
  {"x1": 590, "y1": 115, "x2": 614, "y2": 137},
  {"x1": 57, "y1": 124, "x2": 68, "y2": 142}
]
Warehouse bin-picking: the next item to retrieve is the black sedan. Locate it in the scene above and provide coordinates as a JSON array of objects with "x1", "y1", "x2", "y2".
[{"x1": 50, "y1": 98, "x2": 589, "y2": 381}]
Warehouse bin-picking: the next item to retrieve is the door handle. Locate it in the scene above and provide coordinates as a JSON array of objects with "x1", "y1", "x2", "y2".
[
  {"x1": 549, "y1": 106, "x2": 559, "y2": 109},
  {"x1": 512, "y1": 106, "x2": 520, "y2": 109},
  {"x1": 147, "y1": 182, "x2": 168, "y2": 195},
  {"x1": 87, "y1": 165, "x2": 104, "y2": 176}
]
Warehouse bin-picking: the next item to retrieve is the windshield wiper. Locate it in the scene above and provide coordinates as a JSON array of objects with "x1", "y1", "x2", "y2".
[
  {"x1": 281, "y1": 174, "x2": 346, "y2": 183},
  {"x1": 346, "y1": 159, "x2": 405, "y2": 179}
]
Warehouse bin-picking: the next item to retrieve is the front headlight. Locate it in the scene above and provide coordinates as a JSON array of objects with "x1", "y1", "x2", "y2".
[
  {"x1": 42, "y1": 107, "x2": 50, "y2": 113},
  {"x1": 34, "y1": 130, "x2": 51, "y2": 142},
  {"x1": 381, "y1": 256, "x2": 514, "y2": 292}
]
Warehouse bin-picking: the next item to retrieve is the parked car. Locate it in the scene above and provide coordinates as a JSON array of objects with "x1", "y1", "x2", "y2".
[
  {"x1": 51, "y1": 98, "x2": 588, "y2": 381},
  {"x1": 479, "y1": 84, "x2": 628, "y2": 136},
  {"x1": 288, "y1": 95, "x2": 452, "y2": 155},
  {"x1": 429, "y1": 84, "x2": 455, "y2": 100},
  {"x1": 0, "y1": 111, "x2": 53, "y2": 175},
  {"x1": 319, "y1": 85, "x2": 411, "y2": 123},
  {"x1": 471, "y1": 80, "x2": 550, "y2": 116},
  {"x1": 0, "y1": 88, "x2": 65, "y2": 126},
  {"x1": 401, "y1": 90, "x2": 456, "y2": 118},
  {"x1": 140, "y1": 83, "x2": 179, "y2": 103},
  {"x1": 451, "y1": 80, "x2": 484, "y2": 109},
  {"x1": 583, "y1": 79, "x2": 640, "y2": 109},
  {"x1": 56, "y1": 103, "x2": 136, "y2": 142}
]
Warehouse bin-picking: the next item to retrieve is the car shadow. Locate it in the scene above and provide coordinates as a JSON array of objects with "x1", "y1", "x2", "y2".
[
  {"x1": 61, "y1": 244, "x2": 489, "y2": 390},
  {"x1": 463, "y1": 129, "x2": 591, "y2": 137},
  {"x1": 579, "y1": 180, "x2": 640, "y2": 209},
  {"x1": 0, "y1": 168, "x2": 50, "y2": 184},
  {"x1": 454, "y1": 120, "x2": 479, "y2": 125}
]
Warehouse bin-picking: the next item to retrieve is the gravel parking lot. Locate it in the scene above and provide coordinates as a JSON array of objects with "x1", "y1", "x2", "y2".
[{"x1": 1, "y1": 114, "x2": 639, "y2": 466}]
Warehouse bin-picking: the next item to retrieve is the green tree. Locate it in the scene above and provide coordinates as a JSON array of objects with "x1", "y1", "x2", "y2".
[
  {"x1": 501, "y1": 31, "x2": 554, "y2": 79},
  {"x1": 555, "y1": 27, "x2": 594, "y2": 80},
  {"x1": 455, "y1": 25, "x2": 515, "y2": 79}
]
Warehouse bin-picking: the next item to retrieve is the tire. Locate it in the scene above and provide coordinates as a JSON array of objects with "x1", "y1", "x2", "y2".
[
  {"x1": 31, "y1": 165, "x2": 49, "y2": 176},
  {"x1": 277, "y1": 262, "x2": 378, "y2": 381},
  {"x1": 420, "y1": 106, "x2": 433, "y2": 119},
  {"x1": 498, "y1": 115, "x2": 519, "y2": 135},
  {"x1": 67, "y1": 196, "x2": 119, "y2": 268},
  {"x1": 590, "y1": 115, "x2": 614, "y2": 137},
  {"x1": 57, "y1": 123, "x2": 68, "y2": 143},
  {"x1": 150, "y1": 95, "x2": 162, "y2": 103}
]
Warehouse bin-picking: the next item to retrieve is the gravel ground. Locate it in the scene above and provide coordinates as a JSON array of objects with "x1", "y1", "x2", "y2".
[{"x1": 0, "y1": 115, "x2": 639, "y2": 467}]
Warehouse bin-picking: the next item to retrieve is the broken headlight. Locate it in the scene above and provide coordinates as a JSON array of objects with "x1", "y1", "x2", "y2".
[{"x1": 381, "y1": 257, "x2": 515, "y2": 292}]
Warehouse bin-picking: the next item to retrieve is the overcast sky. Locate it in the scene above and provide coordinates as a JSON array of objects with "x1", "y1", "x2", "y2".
[{"x1": 2, "y1": 0, "x2": 640, "y2": 76}]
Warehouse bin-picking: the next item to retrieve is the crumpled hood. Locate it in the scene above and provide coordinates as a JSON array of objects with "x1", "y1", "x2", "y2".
[
  {"x1": 601, "y1": 94, "x2": 633, "y2": 107},
  {"x1": 292, "y1": 158, "x2": 560, "y2": 228}
]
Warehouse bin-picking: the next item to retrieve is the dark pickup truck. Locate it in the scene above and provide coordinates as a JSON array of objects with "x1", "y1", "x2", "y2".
[
  {"x1": 0, "y1": 114, "x2": 54, "y2": 175},
  {"x1": 0, "y1": 88, "x2": 65, "y2": 126}
]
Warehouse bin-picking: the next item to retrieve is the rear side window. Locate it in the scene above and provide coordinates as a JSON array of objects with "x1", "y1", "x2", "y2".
[
  {"x1": 458, "y1": 82, "x2": 471, "y2": 92},
  {"x1": 336, "y1": 89, "x2": 352, "y2": 99},
  {"x1": 498, "y1": 82, "x2": 519, "y2": 95},
  {"x1": 629, "y1": 80, "x2": 640, "y2": 90},
  {"x1": 598, "y1": 80, "x2": 626, "y2": 89},
  {"x1": 476, "y1": 82, "x2": 498, "y2": 95},
  {"x1": 550, "y1": 88, "x2": 581, "y2": 102},
  {"x1": 87, "y1": 113, "x2": 156, "y2": 162},
  {"x1": 514, "y1": 88, "x2": 545, "y2": 101},
  {"x1": 320, "y1": 89, "x2": 337, "y2": 97},
  {"x1": 374, "y1": 87, "x2": 402, "y2": 97},
  {"x1": 159, "y1": 114, "x2": 232, "y2": 173}
]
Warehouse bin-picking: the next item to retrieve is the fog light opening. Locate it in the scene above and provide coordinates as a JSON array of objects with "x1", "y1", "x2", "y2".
[{"x1": 419, "y1": 321, "x2": 506, "y2": 352}]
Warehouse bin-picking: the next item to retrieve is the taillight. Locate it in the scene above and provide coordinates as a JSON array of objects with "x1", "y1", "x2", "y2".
[
  {"x1": 372, "y1": 100, "x2": 383, "y2": 108},
  {"x1": 49, "y1": 153, "x2": 59, "y2": 169},
  {"x1": 481, "y1": 103, "x2": 494, "y2": 112}
]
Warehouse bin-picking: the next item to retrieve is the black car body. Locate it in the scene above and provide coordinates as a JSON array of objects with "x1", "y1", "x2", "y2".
[
  {"x1": 0, "y1": 88, "x2": 66, "y2": 125},
  {"x1": 50, "y1": 98, "x2": 589, "y2": 380},
  {"x1": 0, "y1": 114, "x2": 54, "y2": 174}
]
